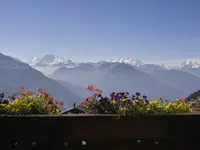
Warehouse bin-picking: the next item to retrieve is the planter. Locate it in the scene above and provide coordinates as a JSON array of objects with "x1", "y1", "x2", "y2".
[{"x1": 0, "y1": 114, "x2": 199, "y2": 150}]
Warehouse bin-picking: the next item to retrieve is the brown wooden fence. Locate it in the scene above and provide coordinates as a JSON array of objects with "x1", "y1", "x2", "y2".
[{"x1": 0, "y1": 113, "x2": 199, "y2": 150}]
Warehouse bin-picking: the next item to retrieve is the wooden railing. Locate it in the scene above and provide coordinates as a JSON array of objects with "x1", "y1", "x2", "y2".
[{"x1": 0, "y1": 113, "x2": 199, "y2": 150}]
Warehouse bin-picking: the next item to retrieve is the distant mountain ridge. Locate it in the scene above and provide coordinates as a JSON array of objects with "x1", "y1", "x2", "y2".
[
  {"x1": 112, "y1": 57, "x2": 144, "y2": 66},
  {"x1": 28, "y1": 54, "x2": 77, "y2": 67},
  {"x1": 28, "y1": 54, "x2": 200, "y2": 77},
  {"x1": 28, "y1": 54, "x2": 200, "y2": 69},
  {"x1": 51, "y1": 62, "x2": 197, "y2": 100},
  {"x1": 0, "y1": 53, "x2": 82, "y2": 108},
  {"x1": 180, "y1": 59, "x2": 200, "y2": 69}
]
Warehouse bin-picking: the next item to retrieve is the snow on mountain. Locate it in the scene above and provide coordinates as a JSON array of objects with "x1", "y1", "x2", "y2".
[
  {"x1": 28, "y1": 54, "x2": 200, "y2": 77},
  {"x1": 28, "y1": 56, "x2": 40, "y2": 66},
  {"x1": 28, "y1": 54, "x2": 76, "y2": 67},
  {"x1": 29, "y1": 55, "x2": 167, "y2": 75},
  {"x1": 112, "y1": 57, "x2": 200, "y2": 70},
  {"x1": 41, "y1": 54, "x2": 67, "y2": 65},
  {"x1": 139, "y1": 64, "x2": 166, "y2": 73},
  {"x1": 112, "y1": 57, "x2": 144, "y2": 66},
  {"x1": 28, "y1": 55, "x2": 156, "y2": 69},
  {"x1": 180, "y1": 58, "x2": 200, "y2": 69}
]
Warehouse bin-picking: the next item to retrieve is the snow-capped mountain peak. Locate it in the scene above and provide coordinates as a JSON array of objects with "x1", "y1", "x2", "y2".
[
  {"x1": 28, "y1": 54, "x2": 75, "y2": 67},
  {"x1": 180, "y1": 58, "x2": 200, "y2": 69},
  {"x1": 28, "y1": 54, "x2": 200, "y2": 71},
  {"x1": 40, "y1": 54, "x2": 66, "y2": 63},
  {"x1": 113, "y1": 57, "x2": 144, "y2": 66}
]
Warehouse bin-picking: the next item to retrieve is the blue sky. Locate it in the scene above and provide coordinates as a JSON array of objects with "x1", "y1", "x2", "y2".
[{"x1": 0, "y1": 0, "x2": 200, "y2": 64}]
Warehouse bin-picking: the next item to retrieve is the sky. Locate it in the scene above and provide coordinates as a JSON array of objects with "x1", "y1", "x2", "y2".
[{"x1": 0, "y1": 0, "x2": 200, "y2": 64}]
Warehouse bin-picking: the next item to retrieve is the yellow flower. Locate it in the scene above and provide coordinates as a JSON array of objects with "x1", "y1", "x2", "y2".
[
  {"x1": 190, "y1": 108, "x2": 194, "y2": 112},
  {"x1": 119, "y1": 107, "x2": 124, "y2": 111},
  {"x1": 111, "y1": 100, "x2": 116, "y2": 105},
  {"x1": 132, "y1": 100, "x2": 139, "y2": 104},
  {"x1": 122, "y1": 98, "x2": 128, "y2": 102},
  {"x1": 175, "y1": 98, "x2": 180, "y2": 101},
  {"x1": 150, "y1": 100, "x2": 159, "y2": 104},
  {"x1": 56, "y1": 109, "x2": 60, "y2": 114},
  {"x1": 124, "y1": 107, "x2": 128, "y2": 111},
  {"x1": 138, "y1": 107, "x2": 143, "y2": 112}
]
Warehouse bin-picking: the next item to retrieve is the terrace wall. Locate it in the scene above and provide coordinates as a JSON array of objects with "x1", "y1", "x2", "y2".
[{"x1": 0, "y1": 114, "x2": 199, "y2": 150}]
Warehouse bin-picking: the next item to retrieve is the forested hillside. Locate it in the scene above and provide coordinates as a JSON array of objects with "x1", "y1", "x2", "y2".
[{"x1": 187, "y1": 90, "x2": 200, "y2": 99}]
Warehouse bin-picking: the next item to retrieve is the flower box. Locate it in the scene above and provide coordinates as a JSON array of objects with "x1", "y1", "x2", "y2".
[
  {"x1": 0, "y1": 114, "x2": 199, "y2": 150},
  {"x1": 0, "y1": 85, "x2": 198, "y2": 149}
]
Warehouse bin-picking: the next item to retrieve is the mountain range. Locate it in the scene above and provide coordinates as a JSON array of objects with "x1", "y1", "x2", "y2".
[
  {"x1": 29, "y1": 54, "x2": 200, "y2": 99},
  {"x1": 50, "y1": 61, "x2": 200, "y2": 100},
  {"x1": 28, "y1": 54, "x2": 200, "y2": 77},
  {"x1": 1, "y1": 53, "x2": 200, "y2": 108}
]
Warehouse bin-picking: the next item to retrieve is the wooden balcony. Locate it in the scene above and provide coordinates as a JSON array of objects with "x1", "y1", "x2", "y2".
[{"x1": 0, "y1": 113, "x2": 199, "y2": 150}]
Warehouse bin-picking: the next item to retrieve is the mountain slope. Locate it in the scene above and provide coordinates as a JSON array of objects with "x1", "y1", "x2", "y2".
[
  {"x1": 180, "y1": 68, "x2": 200, "y2": 77},
  {"x1": 137, "y1": 64, "x2": 166, "y2": 73},
  {"x1": 187, "y1": 89, "x2": 200, "y2": 100},
  {"x1": 51, "y1": 62, "x2": 184, "y2": 100},
  {"x1": 0, "y1": 53, "x2": 82, "y2": 108},
  {"x1": 55, "y1": 80, "x2": 90, "y2": 99},
  {"x1": 149, "y1": 69, "x2": 200, "y2": 96},
  {"x1": 50, "y1": 63, "x2": 100, "y2": 87},
  {"x1": 95, "y1": 63, "x2": 184, "y2": 100}
]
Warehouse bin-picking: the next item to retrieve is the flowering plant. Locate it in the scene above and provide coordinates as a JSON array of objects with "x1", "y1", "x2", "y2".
[
  {"x1": 0, "y1": 86, "x2": 63, "y2": 115},
  {"x1": 79, "y1": 85, "x2": 191, "y2": 116},
  {"x1": 189, "y1": 100, "x2": 200, "y2": 112}
]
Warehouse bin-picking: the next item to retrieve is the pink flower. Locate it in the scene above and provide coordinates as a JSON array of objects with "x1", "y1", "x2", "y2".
[
  {"x1": 20, "y1": 85, "x2": 24, "y2": 91},
  {"x1": 86, "y1": 84, "x2": 94, "y2": 91},
  {"x1": 37, "y1": 88, "x2": 44, "y2": 93},
  {"x1": 49, "y1": 95, "x2": 53, "y2": 102},
  {"x1": 94, "y1": 88, "x2": 103, "y2": 94},
  {"x1": 59, "y1": 100, "x2": 64, "y2": 106},
  {"x1": 54, "y1": 100, "x2": 59, "y2": 105}
]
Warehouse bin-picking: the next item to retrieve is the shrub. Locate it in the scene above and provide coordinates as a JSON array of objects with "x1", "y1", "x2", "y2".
[{"x1": 0, "y1": 86, "x2": 63, "y2": 115}]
